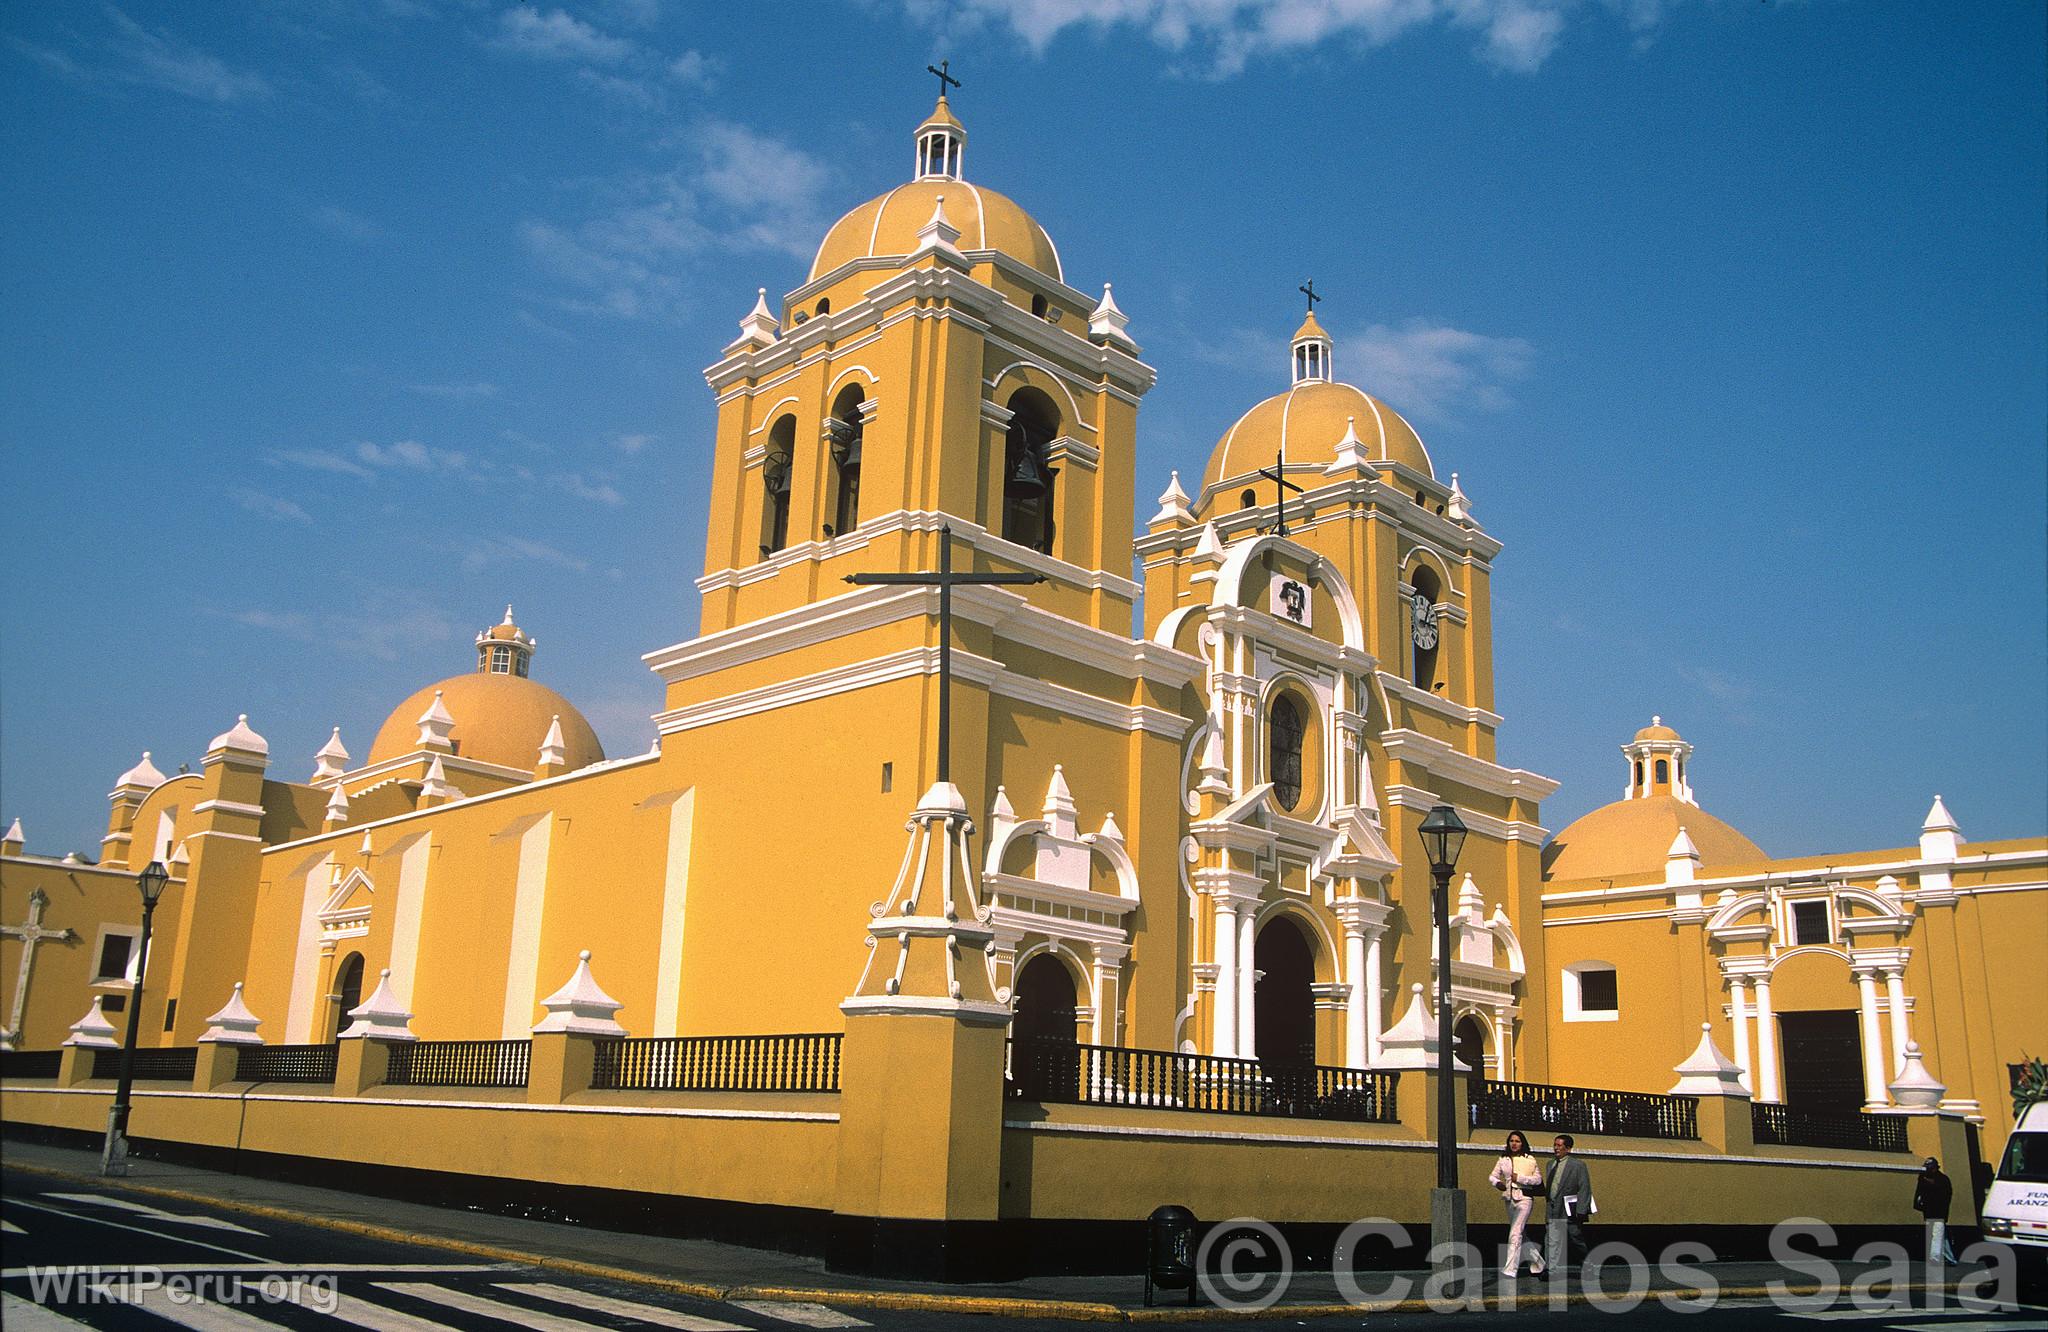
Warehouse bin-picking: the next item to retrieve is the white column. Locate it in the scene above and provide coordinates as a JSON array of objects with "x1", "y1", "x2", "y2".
[
  {"x1": 1855, "y1": 968, "x2": 1889, "y2": 1107},
  {"x1": 1884, "y1": 968, "x2": 1911, "y2": 1076},
  {"x1": 1364, "y1": 931, "x2": 1385, "y2": 1059},
  {"x1": 1753, "y1": 976, "x2": 1781, "y2": 1102},
  {"x1": 1344, "y1": 926, "x2": 1368, "y2": 1068},
  {"x1": 1491, "y1": 1008, "x2": 1511, "y2": 1080},
  {"x1": 1237, "y1": 909, "x2": 1258, "y2": 1061},
  {"x1": 1727, "y1": 976, "x2": 1754, "y2": 1092},
  {"x1": 1213, "y1": 897, "x2": 1239, "y2": 1057}
]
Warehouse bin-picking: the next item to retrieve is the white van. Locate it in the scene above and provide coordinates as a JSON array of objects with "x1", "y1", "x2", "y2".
[{"x1": 1982, "y1": 1101, "x2": 2048, "y2": 1295}]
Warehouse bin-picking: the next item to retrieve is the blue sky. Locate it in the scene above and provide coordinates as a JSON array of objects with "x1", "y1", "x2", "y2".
[{"x1": 3, "y1": 1, "x2": 2043, "y2": 864}]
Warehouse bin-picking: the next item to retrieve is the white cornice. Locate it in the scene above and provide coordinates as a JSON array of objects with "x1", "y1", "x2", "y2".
[
  {"x1": 1377, "y1": 675, "x2": 1503, "y2": 728},
  {"x1": 1382, "y1": 785, "x2": 1550, "y2": 844},
  {"x1": 1377, "y1": 729, "x2": 1559, "y2": 804}
]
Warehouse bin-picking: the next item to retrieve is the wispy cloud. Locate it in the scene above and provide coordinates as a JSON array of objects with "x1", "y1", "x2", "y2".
[
  {"x1": 490, "y1": 7, "x2": 633, "y2": 63},
  {"x1": 1678, "y1": 664, "x2": 1758, "y2": 724},
  {"x1": 409, "y1": 380, "x2": 500, "y2": 401},
  {"x1": 269, "y1": 439, "x2": 478, "y2": 480},
  {"x1": 555, "y1": 472, "x2": 625, "y2": 506},
  {"x1": 667, "y1": 49, "x2": 716, "y2": 90},
  {"x1": 231, "y1": 488, "x2": 313, "y2": 525},
  {"x1": 897, "y1": 0, "x2": 1686, "y2": 76},
  {"x1": 11, "y1": 8, "x2": 272, "y2": 102},
  {"x1": 1190, "y1": 318, "x2": 1532, "y2": 423},
  {"x1": 520, "y1": 117, "x2": 832, "y2": 318},
  {"x1": 615, "y1": 432, "x2": 654, "y2": 454},
  {"x1": 311, "y1": 204, "x2": 384, "y2": 243},
  {"x1": 221, "y1": 597, "x2": 457, "y2": 663},
  {"x1": 460, "y1": 535, "x2": 591, "y2": 572}
]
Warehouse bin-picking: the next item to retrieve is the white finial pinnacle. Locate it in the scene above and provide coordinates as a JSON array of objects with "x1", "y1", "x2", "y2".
[
  {"x1": 914, "y1": 192, "x2": 964, "y2": 260},
  {"x1": 1151, "y1": 470, "x2": 1194, "y2": 525},
  {"x1": 503, "y1": 604, "x2": 515, "y2": 624},
  {"x1": 1089, "y1": 281, "x2": 1136, "y2": 350},
  {"x1": 579, "y1": 949, "x2": 591, "y2": 962},
  {"x1": 732, "y1": 287, "x2": 780, "y2": 348},
  {"x1": 1327, "y1": 413, "x2": 1371, "y2": 475},
  {"x1": 3, "y1": 817, "x2": 22, "y2": 845}
]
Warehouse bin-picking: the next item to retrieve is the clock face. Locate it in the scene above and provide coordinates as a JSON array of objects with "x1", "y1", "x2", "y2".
[{"x1": 1411, "y1": 590, "x2": 1439, "y2": 650}]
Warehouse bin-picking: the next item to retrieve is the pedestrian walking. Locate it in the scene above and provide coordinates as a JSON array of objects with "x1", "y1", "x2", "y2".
[
  {"x1": 1488, "y1": 1129, "x2": 1548, "y2": 1278},
  {"x1": 1914, "y1": 1157, "x2": 1956, "y2": 1263},
  {"x1": 1543, "y1": 1134, "x2": 1595, "y2": 1274}
]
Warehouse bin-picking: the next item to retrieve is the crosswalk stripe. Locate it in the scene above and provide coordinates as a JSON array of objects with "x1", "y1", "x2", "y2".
[
  {"x1": 44, "y1": 1193, "x2": 264, "y2": 1236},
  {"x1": 93, "y1": 1281, "x2": 280, "y2": 1331},
  {"x1": 2, "y1": 1219, "x2": 24, "y2": 1234},
  {"x1": 9, "y1": 1199, "x2": 270, "y2": 1263},
  {"x1": 728, "y1": 1301, "x2": 872, "y2": 1328},
  {"x1": 374, "y1": 1282, "x2": 620, "y2": 1332},
  {"x1": 314, "y1": 1292, "x2": 467, "y2": 1332},
  {"x1": 499, "y1": 1282, "x2": 749, "y2": 1330},
  {"x1": 1, "y1": 1292, "x2": 93, "y2": 1330}
]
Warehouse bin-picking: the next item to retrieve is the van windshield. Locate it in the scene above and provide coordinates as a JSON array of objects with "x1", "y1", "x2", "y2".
[{"x1": 1999, "y1": 1131, "x2": 2048, "y2": 1184}]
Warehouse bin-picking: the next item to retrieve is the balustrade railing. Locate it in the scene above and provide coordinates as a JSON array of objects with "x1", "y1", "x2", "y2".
[
  {"x1": 1751, "y1": 1102, "x2": 1907, "y2": 1153},
  {"x1": 384, "y1": 1039, "x2": 530, "y2": 1090},
  {"x1": 1, "y1": 1049, "x2": 63, "y2": 1080},
  {"x1": 590, "y1": 1033, "x2": 841, "y2": 1092},
  {"x1": 235, "y1": 1043, "x2": 338, "y2": 1084},
  {"x1": 1470, "y1": 1078, "x2": 1699, "y2": 1140},
  {"x1": 1006, "y1": 1038, "x2": 1398, "y2": 1124},
  {"x1": 91, "y1": 1047, "x2": 199, "y2": 1082}
]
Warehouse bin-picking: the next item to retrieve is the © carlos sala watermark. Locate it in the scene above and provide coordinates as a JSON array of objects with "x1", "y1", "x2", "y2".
[{"x1": 1193, "y1": 1216, "x2": 2021, "y2": 1314}]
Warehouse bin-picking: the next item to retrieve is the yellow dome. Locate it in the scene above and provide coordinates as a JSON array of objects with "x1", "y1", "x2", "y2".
[
  {"x1": 1293, "y1": 310, "x2": 1330, "y2": 342},
  {"x1": 368, "y1": 674, "x2": 604, "y2": 774},
  {"x1": 808, "y1": 180, "x2": 1063, "y2": 284},
  {"x1": 1542, "y1": 796, "x2": 1765, "y2": 882},
  {"x1": 1634, "y1": 718, "x2": 1682, "y2": 743},
  {"x1": 1200, "y1": 381, "x2": 1434, "y2": 503}
]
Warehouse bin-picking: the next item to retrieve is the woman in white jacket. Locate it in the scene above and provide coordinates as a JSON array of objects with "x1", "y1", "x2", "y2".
[{"x1": 1488, "y1": 1129, "x2": 1547, "y2": 1277}]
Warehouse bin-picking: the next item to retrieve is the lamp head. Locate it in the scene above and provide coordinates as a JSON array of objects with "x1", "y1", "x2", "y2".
[
  {"x1": 1417, "y1": 803, "x2": 1468, "y2": 874},
  {"x1": 137, "y1": 860, "x2": 171, "y2": 907}
]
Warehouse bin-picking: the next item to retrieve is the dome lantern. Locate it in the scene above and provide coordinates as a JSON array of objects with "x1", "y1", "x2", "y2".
[
  {"x1": 1623, "y1": 716, "x2": 1695, "y2": 805},
  {"x1": 1291, "y1": 287, "x2": 1332, "y2": 384},
  {"x1": 476, "y1": 605, "x2": 535, "y2": 678},
  {"x1": 914, "y1": 96, "x2": 966, "y2": 182}
]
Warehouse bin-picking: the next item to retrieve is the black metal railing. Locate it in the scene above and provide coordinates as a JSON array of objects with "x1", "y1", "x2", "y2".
[
  {"x1": 1, "y1": 1049, "x2": 63, "y2": 1080},
  {"x1": 1470, "y1": 1078, "x2": 1699, "y2": 1140},
  {"x1": 384, "y1": 1039, "x2": 530, "y2": 1089},
  {"x1": 235, "y1": 1043, "x2": 338, "y2": 1084},
  {"x1": 1006, "y1": 1038, "x2": 1399, "y2": 1124},
  {"x1": 1752, "y1": 1102, "x2": 1908, "y2": 1153},
  {"x1": 591, "y1": 1033, "x2": 842, "y2": 1093},
  {"x1": 91, "y1": 1047, "x2": 199, "y2": 1082}
]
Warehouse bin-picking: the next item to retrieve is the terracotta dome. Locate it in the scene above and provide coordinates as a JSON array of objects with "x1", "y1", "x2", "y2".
[
  {"x1": 1200, "y1": 381, "x2": 1435, "y2": 507},
  {"x1": 808, "y1": 180, "x2": 1062, "y2": 284},
  {"x1": 367, "y1": 674, "x2": 603, "y2": 774},
  {"x1": 1543, "y1": 796, "x2": 1765, "y2": 882}
]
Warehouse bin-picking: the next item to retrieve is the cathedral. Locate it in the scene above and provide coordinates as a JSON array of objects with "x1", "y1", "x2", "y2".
[{"x1": 4, "y1": 94, "x2": 2043, "y2": 1175}]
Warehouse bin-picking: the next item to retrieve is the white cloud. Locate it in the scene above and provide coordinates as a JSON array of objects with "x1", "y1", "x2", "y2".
[
  {"x1": 898, "y1": 0, "x2": 1689, "y2": 75},
  {"x1": 667, "y1": 49, "x2": 716, "y2": 90},
  {"x1": 491, "y1": 7, "x2": 633, "y2": 63},
  {"x1": 1189, "y1": 317, "x2": 1532, "y2": 423},
  {"x1": 555, "y1": 472, "x2": 625, "y2": 505},
  {"x1": 311, "y1": 204, "x2": 384, "y2": 243},
  {"x1": 102, "y1": 7, "x2": 272, "y2": 101},
  {"x1": 231, "y1": 488, "x2": 313, "y2": 524},
  {"x1": 270, "y1": 439, "x2": 477, "y2": 479},
  {"x1": 223, "y1": 598, "x2": 457, "y2": 663},
  {"x1": 460, "y1": 535, "x2": 591, "y2": 572},
  {"x1": 270, "y1": 447, "x2": 374, "y2": 479},
  {"x1": 409, "y1": 380, "x2": 500, "y2": 401},
  {"x1": 615, "y1": 432, "x2": 654, "y2": 454}
]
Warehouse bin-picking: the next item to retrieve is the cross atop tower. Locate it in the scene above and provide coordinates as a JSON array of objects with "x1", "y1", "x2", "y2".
[
  {"x1": 926, "y1": 60, "x2": 961, "y2": 98},
  {"x1": 1299, "y1": 278, "x2": 1320, "y2": 312}
]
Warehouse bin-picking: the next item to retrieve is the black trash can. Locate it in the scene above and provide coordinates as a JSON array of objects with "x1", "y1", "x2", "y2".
[{"x1": 1145, "y1": 1205, "x2": 1199, "y2": 1307}]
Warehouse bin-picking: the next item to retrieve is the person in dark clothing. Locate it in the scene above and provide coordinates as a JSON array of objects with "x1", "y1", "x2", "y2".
[
  {"x1": 1913, "y1": 1157, "x2": 1956, "y2": 1263},
  {"x1": 1544, "y1": 1134, "x2": 1594, "y2": 1273}
]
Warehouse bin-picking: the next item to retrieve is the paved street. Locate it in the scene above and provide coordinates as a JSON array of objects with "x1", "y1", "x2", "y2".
[{"x1": 4, "y1": 1158, "x2": 2045, "y2": 1329}]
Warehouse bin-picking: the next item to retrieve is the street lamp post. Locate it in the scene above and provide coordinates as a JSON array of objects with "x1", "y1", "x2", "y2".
[
  {"x1": 1417, "y1": 803, "x2": 1469, "y2": 1270},
  {"x1": 101, "y1": 859, "x2": 170, "y2": 1176}
]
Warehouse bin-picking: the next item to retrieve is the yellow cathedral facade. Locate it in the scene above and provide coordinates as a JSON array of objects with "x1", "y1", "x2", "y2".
[{"x1": 5, "y1": 96, "x2": 2045, "y2": 1169}]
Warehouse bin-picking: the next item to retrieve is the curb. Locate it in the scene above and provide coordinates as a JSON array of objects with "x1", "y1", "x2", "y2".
[{"x1": 4, "y1": 1163, "x2": 1974, "y2": 1323}]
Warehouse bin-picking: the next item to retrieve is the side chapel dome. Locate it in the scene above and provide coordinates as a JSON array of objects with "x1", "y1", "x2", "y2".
[
  {"x1": 1543, "y1": 718, "x2": 1765, "y2": 881},
  {"x1": 366, "y1": 608, "x2": 604, "y2": 773}
]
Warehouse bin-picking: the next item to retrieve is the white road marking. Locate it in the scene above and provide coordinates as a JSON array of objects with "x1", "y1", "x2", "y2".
[
  {"x1": 313, "y1": 1292, "x2": 468, "y2": 1332},
  {"x1": 728, "y1": 1301, "x2": 872, "y2": 1328},
  {"x1": 501, "y1": 1282, "x2": 748, "y2": 1330},
  {"x1": 0, "y1": 1292, "x2": 94, "y2": 1330},
  {"x1": 375, "y1": 1282, "x2": 620, "y2": 1332},
  {"x1": 2, "y1": 1218, "x2": 25, "y2": 1234},
  {"x1": 92, "y1": 1281, "x2": 280, "y2": 1331},
  {"x1": 6, "y1": 1199, "x2": 271, "y2": 1262},
  {"x1": 3, "y1": 1264, "x2": 518, "y2": 1279},
  {"x1": 43, "y1": 1193, "x2": 265, "y2": 1235}
]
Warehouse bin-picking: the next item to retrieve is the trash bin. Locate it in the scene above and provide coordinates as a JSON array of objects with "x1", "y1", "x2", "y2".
[{"x1": 1145, "y1": 1204, "x2": 1198, "y2": 1307}]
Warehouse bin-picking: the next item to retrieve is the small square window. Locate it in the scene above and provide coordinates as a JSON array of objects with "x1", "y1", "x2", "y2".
[
  {"x1": 1791, "y1": 900, "x2": 1831, "y2": 946},
  {"x1": 1578, "y1": 969, "x2": 1618, "y2": 1013},
  {"x1": 95, "y1": 934, "x2": 133, "y2": 982}
]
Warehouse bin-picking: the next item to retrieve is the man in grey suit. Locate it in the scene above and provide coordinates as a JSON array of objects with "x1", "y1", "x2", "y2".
[{"x1": 1544, "y1": 1134, "x2": 1595, "y2": 1274}]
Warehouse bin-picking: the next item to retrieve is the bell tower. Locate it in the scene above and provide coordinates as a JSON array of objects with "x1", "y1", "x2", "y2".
[{"x1": 693, "y1": 96, "x2": 1156, "y2": 640}]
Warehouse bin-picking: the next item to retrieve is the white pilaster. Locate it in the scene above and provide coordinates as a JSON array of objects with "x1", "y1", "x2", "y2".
[
  {"x1": 1213, "y1": 896, "x2": 1239, "y2": 1057},
  {"x1": 1365, "y1": 931, "x2": 1385, "y2": 1059},
  {"x1": 1237, "y1": 908, "x2": 1257, "y2": 1061},
  {"x1": 1884, "y1": 968, "x2": 1911, "y2": 1076},
  {"x1": 1727, "y1": 976, "x2": 1754, "y2": 1092},
  {"x1": 1855, "y1": 967, "x2": 1889, "y2": 1107},
  {"x1": 1343, "y1": 925, "x2": 1367, "y2": 1069},
  {"x1": 651, "y1": 788, "x2": 696, "y2": 1038},
  {"x1": 498, "y1": 815, "x2": 554, "y2": 1039},
  {"x1": 1753, "y1": 975, "x2": 1781, "y2": 1102}
]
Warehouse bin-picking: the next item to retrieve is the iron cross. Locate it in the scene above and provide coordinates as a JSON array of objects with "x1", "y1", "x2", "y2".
[
  {"x1": 927, "y1": 61, "x2": 961, "y2": 98},
  {"x1": 846, "y1": 525, "x2": 1042, "y2": 784},
  {"x1": 2, "y1": 889, "x2": 75, "y2": 1050},
  {"x1": 1299, "y1": 279, "x2": 1320, "y2": 312},
  {"x1": 1258, "y1": 447, "x2": 1306, "y2": 537}
]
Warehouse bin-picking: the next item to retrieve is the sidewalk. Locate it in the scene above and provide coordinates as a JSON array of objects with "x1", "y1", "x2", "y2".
[{"x1": 0, "y1": 1140, "x2": 1981, "y2": 1323}]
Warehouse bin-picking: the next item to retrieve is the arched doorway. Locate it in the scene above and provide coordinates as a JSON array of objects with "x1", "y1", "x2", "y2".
[
  {"x1": 1254, "y1": 917, "x2": 1316, "y2": 1069},
  {"x1": 1011, "y1": 952, "x2": 1080, "y2": 1100},
  {"x1": 1454, "y1": 1014, "x2": 1490, "y2": 1090},
  {"x1": 329, "y1": 952, "x2": 365, "y2": 1042}
]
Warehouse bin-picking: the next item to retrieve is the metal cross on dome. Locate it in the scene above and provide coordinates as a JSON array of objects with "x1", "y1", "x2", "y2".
[
  {"x1": 1258, "y1": 446, "x2": 1305, "y2": 538},
  {"x1": 1299, "y1": 278, "x2": 1320, "y2": 312},
  {"x1": 927, "y1": 60, "x2": 961, "y2": 98},
  {"x1": 845, "y1": 525, "x2": 1042, "y2": 784}
]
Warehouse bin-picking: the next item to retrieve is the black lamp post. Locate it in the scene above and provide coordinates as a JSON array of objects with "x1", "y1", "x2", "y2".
[
  {"x1": 1417, "y1": 803, "x2": 1469, "y2": 1265},
  {"x1": 101, "y1": 859, "x2": 170, "y2": 1176}
]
